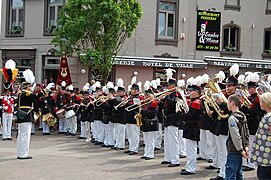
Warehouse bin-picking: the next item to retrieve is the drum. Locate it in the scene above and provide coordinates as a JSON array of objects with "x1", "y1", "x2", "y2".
[
  {"x1": 42, "y1": 113, "x2": 57, "y2": 127},
  {"x1": 56, "y1": 109, "x2": 65, "y2": 119},
  {"x1": 65, "y1": 109, "x2": 76, "y2": 119}
]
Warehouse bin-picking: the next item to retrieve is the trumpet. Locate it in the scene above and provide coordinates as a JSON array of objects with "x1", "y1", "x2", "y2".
[{"x1": 125, "y1": 87, "x2": 176, "y2": 112}]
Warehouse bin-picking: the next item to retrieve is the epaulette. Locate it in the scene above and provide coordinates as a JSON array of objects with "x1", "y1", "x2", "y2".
[
  {"x1": 190, "y1": 99, "x2": 201, "y2": 110},
  {"x1": 255, "y1": 96, "x2": 260, "y2": 104},
  {"x1": 150, "y1": 101, "x2": 158, "y2": 108}
]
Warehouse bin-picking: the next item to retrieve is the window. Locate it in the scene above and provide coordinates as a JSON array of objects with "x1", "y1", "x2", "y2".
[
  {"x1": 155, "y1": 0, "x2": 179, "y2": 46},
  {"x1": 264, "y1": 28, "x2": 271, "y2": 55},
  {"x1": 44, "y1": 0, "x2": 64, "y2": 35},
  {"x1": 6, "y1": 0, "x2": 24, "y2": 36},
  {"x1": 224, "y1": 0, "x2": 241, "y2": 11},
  {"x1": 221, "y1": 24, "x2": 242, "y2": 57},
  {"x1": 266, "y1": 0, "x2": 271, "y2": 15}
]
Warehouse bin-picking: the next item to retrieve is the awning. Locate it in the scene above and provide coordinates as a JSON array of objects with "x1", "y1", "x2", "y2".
[
  {"x1": 114, "y1": 56, "x2": 207, "y2": 69},
  {"x1": 205, "y1": 56, "x2": 271, "y2": 69}
]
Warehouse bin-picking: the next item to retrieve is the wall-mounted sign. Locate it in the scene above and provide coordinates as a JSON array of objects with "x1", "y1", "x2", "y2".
[{"x1": 196, "y1": 10, "x2": 221, "y2": 51}]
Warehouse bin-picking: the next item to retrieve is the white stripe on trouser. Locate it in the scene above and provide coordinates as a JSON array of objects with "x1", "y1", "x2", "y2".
[
  {"x1": 185, "y1": 139, "x2": 197, "y2": 173},
  {"x1": 107, "y1": 122, "x2": 115, "y2": 146},
  {"x1": 114, "y1": 123, "x2": 126, "y2": 148},
  {"x1": 199, "y1": 129, "x2": 213, "y2": 160},
  {"x1": 42, "y1": 119, "x2": 50, "y2": 133},
  {"x1": 210, "y1": 134, "x2": 220, "y2": 168},
  {"x1": 155, "y1": 123, "x2": 162, "y2": 149},
  {"x1": 163, "y1": 127, "x2": 170, "y2": 162},
  {"x1": 242, "y1": 135, "x2": 256, "y2": 169},
  {"x1": 178, "y1": 129, "x2": 186, "y2": 156},
  {"x1": 68, "y1": 116, "x2": 77, "y2": 134},
  {"x1": 126, "y1": 124, "x2": 140, "y2": 152},
  {"x1": 80, "y1": 121, "x2": 87, "y2": 138},
  {"x1": 2, "y1": 113, "x2": 13, "y2": 139},
  {"x1": 91, "y1": 122, "x2": 96, "y2": 139},
  {"x1": 95, "y1": 120, "x2": 105, "y2": 142},
  {"x1": 168, "y1": 126, "x2": 180, "y2": 164},
  {"x1": 143, "y1": 131, "x2": 156, "y2": 158},
  {"x1": 58, "y1": 118, "x2": 67, "y2": 132},
  {"x1": 216, "y1": 135, "x2": 228, "y2": 178},
  {"x1": 17, "y1": 122, "x2": 32, "y2": 158}
]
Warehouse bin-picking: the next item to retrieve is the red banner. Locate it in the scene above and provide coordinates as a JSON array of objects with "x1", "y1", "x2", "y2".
[{"x1": 56, "y1": 55, "x2": 72, "y2": 86}]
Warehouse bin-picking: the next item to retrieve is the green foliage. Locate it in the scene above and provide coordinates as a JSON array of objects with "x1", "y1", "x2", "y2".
[
  {"x1": 51, "y1": 0, "x2": 143, "y2": 83},
  {"x1": 225, "y1": 44, "x2": 236, "y2": 52}
]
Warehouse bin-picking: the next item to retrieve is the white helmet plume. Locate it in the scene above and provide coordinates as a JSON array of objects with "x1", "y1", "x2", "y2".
[
  {"x1": 177, "y1": 79, "x2": 185, "y2": 87},
  {"x1": 201, "y1": 74, "x2": 210, "y2": 84},
  {"x1": 106, "y1": 81, "x2": 114, "y2": 89},
  {"x1": 155, "y1": 78, "x2": 161, "y2": 86},
  {"x1": 61, "y1": 81, "x2": 66, "y2": 87},
  {"x1": 150, "y1": 80, "x2": 157, "y2": 89},
  {"x1": 238, "y1": 75, "x2": 245, "y2": 85},
  {"x1": 215, "y1": 71, "x2": 226, "y2": 82},
  {"x1": 5, "y1": 59, "x2": 16, "y2": 69},
  {"x1": 131, "y1": 76, "x2": 137, "y2": 85},
  {"x1": 193, "y1": 76, "x2": 202, "y2": 86},
  {"x1": 229, "y1": 64, "x2": 239, "y2": 76},
  {"x1": 250, "y1": 72, "x2": 259, "y2": 83},
  {"x1": 23, "y1": 69, "x2": 35, "y2": 83},
  {"x1": 164, "y1": 68, "x2": 176, "y2": 82},
  {"x1": 117, "y1": 78, "x2": 124, "y2": 87},
  {"x1": 144, "y1": 80, "x2": 151, "y2": 91}
]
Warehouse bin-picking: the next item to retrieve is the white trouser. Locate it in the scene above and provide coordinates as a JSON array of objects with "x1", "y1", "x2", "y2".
[
  {"x1": 85, "y1": 122, "x2": 91, "y2": 141},
  {"x1": 210, "y1": 134, "x2": 220, "y2": 168},
  {"x1": 59, "y1": 118, "x2": 67, "y2": 132},
  {"x1": 39, "y1": 116, "x2": 42, "y2": 129},
  {"x1": 143, "y1": 132, "x2": 146, "y2": 145},
  {"x1": 17, "y1": 122, "x2": 32, "y2": 158},
  {"x1": 95, "y1": 120, "x2": 104, "y2": 142},
  {"x1": 164, "y1": 126, "x2": 179, "y2": 164},
  {"x1": 178, "y1": 129, "x2": 186, "y2": 156},
  {"x1": 65, "y1": 116, "x2": 71, "y2": 133},
  {"x1": 143, "y1": 131, "x2": 156, "y2": 158},
  {"x1": 185, "y1": 139, "x2": 197, "y2": 173},
  {"x1": 107, "y1": 122, "x2": 115, "y2": 146},
  {"x1": 91, "y1": 122, "x2": 96, "y2": 139},
  {"x1": 103, "y1": 123, "x2": 109, "y2": 145},
  {"x1": 216, "y1": 135, "x2": 228, "y2": 178},
  {"x1": 2, "y1": 113, "x2": 13, "y2": 139},
  {"x1": 80, "y1": 121, "x2": 87, "y2": 138},
  {"x1": 155, "y1": 123, "x2": 163, "y2": 149},
  {"x1": 199, "y1": 129, "x2": 213, "y2": 160},
  {"x1": 31, "y1": 123, "x2": 35, "y2": 133},
  {"x1": 114, "y1": 123, "x2": 126, "y2": 148},
  {"x1": 42, "y1": 118, "x2": 50, "y2": 133},
  {"x1": 242, "y1": 135, "x2": 256, "y2": 169},
  {"x1": 126, "y1": 124, "x2": 140, "y2": 152},
  {"x1": 68, "y1": 116, "x2": 77, "y2": 134}
]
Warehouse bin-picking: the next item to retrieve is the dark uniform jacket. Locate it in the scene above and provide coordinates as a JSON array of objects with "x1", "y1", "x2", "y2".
[
  {"x1": 91, "y1": 96, "x2": 105, "y2": 122},
  {"x1": 163, "y1": 92, "x2": 179, "y2": 127},
  {"x1": 141, "y1": 101, "x2": 159, "y2": 132},
  {"x1": 78, "y1": 98, "x2": 93, "y2": 122},
  {"x1": 103, "y1": 99, "x2": 115, "y2": 124},
  {"x1": 114, "y1": 96, "x2": 126, "y2": 124},
  {"x1": 200, "y1": 99, "x2": 213, "y2": 130},
  {"x1": 17, "y1": 90, "x2": 35, "y2": 123},
  {"x1": 40, "y1": 95, "x2": 55, "y2": 115},
  {"x1": 241, "y1": 93, "x2": 265, "y2": 135},
  {"x1": 176, "y1": 97, "x2": 201, "y2": 141},
  {"x1": 124, "y1": 94, "x2": 143, "y2": 124}
]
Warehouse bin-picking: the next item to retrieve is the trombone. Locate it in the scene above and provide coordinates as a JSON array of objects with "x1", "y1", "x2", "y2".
[
  {"x1": 114, "y1": 95, "x2": 131, "y2": 110},
  {"x1": 125, "y1": 87, "x2": 176, "y2": 112}
]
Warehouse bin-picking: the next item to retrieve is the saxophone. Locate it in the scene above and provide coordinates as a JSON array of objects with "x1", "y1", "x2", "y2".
[{"x1": 135, "y1": 113, "x2": 142, "y2": 127}]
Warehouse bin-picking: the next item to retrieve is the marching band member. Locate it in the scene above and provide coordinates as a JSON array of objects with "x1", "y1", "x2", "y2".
[
  {"x1": 112, "y1": 78, "x2": 126, "y2": 150},
  {"x1": 78, "y1": 91, "x2": 93, "y2": 139},
  {"x1": 198, "y1": 74, "x2": 213, "y2": 163},
  {"x1": 161, "y1": 78, "x2": 180, "y2": 167},
  {"x1": 2, "y1": 82, "x2": 15, "y2": 141},
  {"x1": 140, "y1": 81, "x2": 159, "y2": 160},
  {"x1": 33, "y1": 83, "x2": 43, "y2": 132},
  {"x1": 40, "y1": 86, "x2": 55, "y2": 135},
  {"x1": 16, "y1": 69, "x2": 35, "y2": 159},
  {"x1": 102, "y1": 82, "x2": 116, "y2": 147},
  {"x1": 65, "y1": 85, "x2": 81, "y2": 136},
  {"x1": 178, "y1": 76, "x2": 202, "y2": 175},
  {"x1": 209, "y1": 65, "x2": 239, "y2": 180},
  {"x1": 124, "y1": 76, "x2": 143, "y2": 155},
  {"x1": 155, "y1": 84, "x2": 164, "y2": 151},
  {"x1": 56, "y1": 81, "x2": 69, "y2": 134},
  {"x1": 241, "y1": 73, "x2": 265, "y2": 171},
  {"x1": 91, "y1": 82, "x2": 105, "y2": 145}
]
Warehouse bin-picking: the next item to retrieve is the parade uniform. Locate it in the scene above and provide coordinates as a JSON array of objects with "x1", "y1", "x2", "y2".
[
  {"x1": 141, "y1": 101, "x2": 159, "y2": 159},
  {"x1": 33, "y1": 87, "x2": 43, "y2": 132},
  {"x1": 177, "y1": 97, "x2": 201, "y2": 173},
  {"x1": 123, "y1": 93, "x2": 143, "y2": 154},
  {"x1": 113, "y1": 95, "x2": 126, "y2": 149},
  {"x1": 103, "y1": 98, "x2": 115, "y2": 147},
  {"x1": 155, "y1": 101, "x2": 164, "y2": 150},
  {"x1": 162, "y1": 91, "x2": 180, "y2": 166},
  {"x1": 66, "y1": 94, "x2": 81, "y2": 135},
  {"x1": 16, "y1": 89, "x2": 35, "y2": 159},
  {"x1": 241, "y1": 93, "x2": 265, "y2": 169},
  {"x1": 2, "y1": 95, "x2": 14, "y2": 140},
  {"x1": 56, "y1": 91, "x2": 69, "y2": 133},
  {"x1": 78, "y1": 97, "x2": 93, "y2": 139},
  {"x1": 40, "y1": 94, "x2": 55, "y2": 134}
]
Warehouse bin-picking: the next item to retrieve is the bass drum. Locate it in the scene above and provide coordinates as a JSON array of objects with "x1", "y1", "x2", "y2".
[{"x1": 65, "y1": 110, "x2": 75, "y2": 119}]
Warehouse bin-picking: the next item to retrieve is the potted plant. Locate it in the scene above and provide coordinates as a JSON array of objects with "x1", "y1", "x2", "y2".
[
  {"x1": 225, "y1": 44, "x2": 237, "y2": 52},
  {"x1": 11, "y1": 26, "x2": 22, "y2": 34}
]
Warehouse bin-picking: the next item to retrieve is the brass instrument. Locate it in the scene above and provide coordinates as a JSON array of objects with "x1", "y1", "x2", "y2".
[
  {"x1": 205, "y1": 79, "x2": 229, "y2": 119},
  {"x1": 125, "y1": 87, "x2": 176, "y2": 112},
  {"x1": 94, "y1": 95, "x2": 107, "y2": 106},
  {"x1": 204, "y1": 90, "x2": 229, "y2": 119},
  {"x1": 176, "y1": 89, "x2": 189, "y2": 113},
  {"x1": 237, "y1": 86, "x2": 251, "y2": 108},
  {"x1": 114, "y1": 95, "x2": 131, "y2": 110},
  {"x1": 135, "y1": 112, "x2": 142, "y2": 127}
]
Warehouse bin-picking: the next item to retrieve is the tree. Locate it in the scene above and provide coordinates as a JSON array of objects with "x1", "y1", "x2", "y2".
[{"x1": 51, "y1": 0, "x2": 143, "y2": 84}]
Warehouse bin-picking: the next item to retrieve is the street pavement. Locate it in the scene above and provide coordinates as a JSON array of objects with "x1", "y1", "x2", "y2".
[{"x1": 0, "y1": 132, "x2": 257, "y2": 180}]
